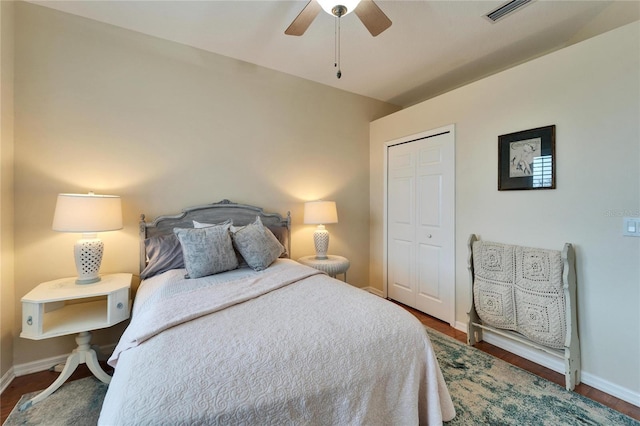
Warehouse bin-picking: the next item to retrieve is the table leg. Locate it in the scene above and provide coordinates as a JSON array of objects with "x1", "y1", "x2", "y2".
[
  {"x1": 19, "y1": 351, "x2": 80, "y2": 411},
  {"x1": 91, "y1": 343, "x2": 109, "y2": 361},
  {"x1": 19, "y1": 331, "x2": 111, "y2": 411},
  {"x1": 85, "y1": 348, "x2": 111, "y2": 383}
]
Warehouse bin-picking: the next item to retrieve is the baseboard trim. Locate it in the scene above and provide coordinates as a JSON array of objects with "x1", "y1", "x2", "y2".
[
  {"x1": 482, "y1": 330, "x2": 565, "y2": 372},
  {"x1": 581, "y1": 371, "x2": 640, "y2": 408},
  {"x1": 11, "y1": 343, "x2": 117, "y2": 378},
  {"x1": 481, "y1": 330, "x2": 639, "y2": 407},
  {"x1": 13, "y1": 353, "x2": 69, "y2": 377},
  {"x1": 1, "y1": 366, "x2": 15, "y2": 394},
  {"x1": 362, "y1": 286, "x2": 383, "y2": 297}
]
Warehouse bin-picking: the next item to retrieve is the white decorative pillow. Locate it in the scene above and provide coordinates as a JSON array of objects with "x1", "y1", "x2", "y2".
[
  {"x1": 174, "y1": 223, "x2": 238, "y2": 279},
  {"x1": 193, "y1": 219, "x2": 231, "y2": 229},
  {"x1": 231, "y1": 216, "x2": 285, "y2": 271}
]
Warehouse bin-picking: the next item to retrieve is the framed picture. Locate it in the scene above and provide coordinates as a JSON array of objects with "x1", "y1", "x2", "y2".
[{"x1": 498, "y1": 125, "x2": 556, "y2": 190}]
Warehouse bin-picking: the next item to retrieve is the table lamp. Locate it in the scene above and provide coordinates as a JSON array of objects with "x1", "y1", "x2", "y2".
[
  {"x1": 304, "y1": 201, "x2": 338, "y2": 260},
  {"x1": 52, "y1": 192, "x2": 123, "y2": 284}
]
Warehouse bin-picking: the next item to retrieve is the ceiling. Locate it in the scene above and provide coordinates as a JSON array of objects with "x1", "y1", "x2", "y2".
[{"x1": 29, "y1": 0, "x2": 640, "y2": 107}]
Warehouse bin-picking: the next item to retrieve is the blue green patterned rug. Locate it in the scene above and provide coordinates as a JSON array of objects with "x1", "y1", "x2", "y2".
[
  {"x1": 4, "y1": 377, "x2": 107, "y2": 426},
  {"x1": 5, "y1": 330, "x2": 638, "y2": 425},
  {"x1": 425, "y1": 328, "x2": 639, "y2": 425}
]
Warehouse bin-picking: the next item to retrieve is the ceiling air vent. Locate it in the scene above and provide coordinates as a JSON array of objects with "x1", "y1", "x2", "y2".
[{"x1": 485, "y1": 0, "x2": 533, "y2": 22}]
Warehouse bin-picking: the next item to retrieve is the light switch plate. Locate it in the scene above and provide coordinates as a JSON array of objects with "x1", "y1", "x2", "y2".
[{"x1": 623, "y1": 217, "x2": 640, "y2": 237}]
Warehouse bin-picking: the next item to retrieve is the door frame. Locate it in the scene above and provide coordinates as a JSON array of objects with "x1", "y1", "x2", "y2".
[{"x1": 382, "y1": 124, "x2": 456, "y2": 324}]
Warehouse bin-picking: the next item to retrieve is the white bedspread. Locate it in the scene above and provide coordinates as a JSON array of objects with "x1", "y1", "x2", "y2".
[{"x1": 99, "y1": 260, "x2": 455, "y2": 425}]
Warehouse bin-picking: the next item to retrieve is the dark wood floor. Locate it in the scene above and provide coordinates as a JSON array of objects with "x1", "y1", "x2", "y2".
[{"x1": 2, "y1": 304, "x2": 638, "y2": 423}]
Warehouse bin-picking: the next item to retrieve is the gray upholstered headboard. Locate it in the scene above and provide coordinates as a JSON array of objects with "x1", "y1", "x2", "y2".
[{"x1": 139, "y1": 199, "x2": 291, "y2": 274}]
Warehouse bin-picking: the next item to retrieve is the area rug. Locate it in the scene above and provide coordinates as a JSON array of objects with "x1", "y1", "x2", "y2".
[
  {"x1": 3, "y1": 377, "x2": 107, "y2": 426},
  {"x1": 425, "y1": 328, "x2": 639, "y2": 425},
  {"x1": 5, "y1": 331, "x2": 638, "y2": 425}
]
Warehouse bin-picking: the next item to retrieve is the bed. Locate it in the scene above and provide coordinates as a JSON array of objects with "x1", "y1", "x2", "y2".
[{"x1": 99, "y1": 200, "x2": 455, "y2": 425}]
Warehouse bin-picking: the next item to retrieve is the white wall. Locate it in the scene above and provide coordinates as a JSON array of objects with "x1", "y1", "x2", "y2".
[
  {"x1": 0, "y1": 0, "x2": 16, "y2": 382},
  {"x1": 370, "y1": 22, "x2": 640, "y2": 402},
  {"x1": 11, "y1": 2, "x2": 398, "y2": 366}
]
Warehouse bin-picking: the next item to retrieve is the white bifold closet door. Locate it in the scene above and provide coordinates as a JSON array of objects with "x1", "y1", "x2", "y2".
[{"x1": 386, "y1": 127, "x2": 455, "y2": 326}]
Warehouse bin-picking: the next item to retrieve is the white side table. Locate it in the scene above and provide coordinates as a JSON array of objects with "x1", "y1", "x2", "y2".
[
  {"x1": 297, "y1": 255, "x2": 350, "y2": 282},
  {"x1": 20, "y1": 273, "x2": 132, "y2": 410}
]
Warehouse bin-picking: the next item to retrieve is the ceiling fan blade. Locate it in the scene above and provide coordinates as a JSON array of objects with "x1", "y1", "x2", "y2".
[
  {"x1": 354, "y1": 0, "x2": 392, "y2": 37},
  {"x1": 285, "y1": 0, "x2": 322, "y2": 36}
]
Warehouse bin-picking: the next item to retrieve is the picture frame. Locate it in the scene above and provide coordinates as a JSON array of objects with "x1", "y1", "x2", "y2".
[{"x1": 498, "y1": 125, "x2": 556, "y2": 190}]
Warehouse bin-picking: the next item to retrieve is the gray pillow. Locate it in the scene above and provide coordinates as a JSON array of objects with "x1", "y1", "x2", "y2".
[
  {"x1": 174, "y1": 223, "x2": 238, "y2": 279},
  {"x1": 140, "y1": 233, "x2": 185, "y2": 279},
  {"x1": 231, "y1": 216, "x2": 285, "y2": 271}
]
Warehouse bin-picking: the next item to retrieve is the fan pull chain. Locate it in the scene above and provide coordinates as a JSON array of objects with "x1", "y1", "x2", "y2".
[
  {"x1": 333, "y1": 18, "x2": 339, "y2": 68},
  {"x1": 334, "y1": 17, "x2": 341, "y2": 79}
]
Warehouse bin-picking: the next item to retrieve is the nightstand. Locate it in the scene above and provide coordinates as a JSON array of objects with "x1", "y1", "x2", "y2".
[
  {"x1": 19, "y1": 273, "x2": 132, "y2": 410},
  {"x1": 297, "y1": 255, "x2": 350, "y2": 282}
]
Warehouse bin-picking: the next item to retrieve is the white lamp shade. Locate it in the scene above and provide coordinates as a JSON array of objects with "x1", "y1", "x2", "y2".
[
  {"x1": 304, "y1": 201, "x2": 338, "y2": 225},
  {"x1": 52, "y1": 193, "x2": 123, "y2": 233},
  {"x1": 52, "y1": 193, "x2": 122, "y2": 284},
  {"x1": 317, "y1": 0, "x2": 361, "y2": 16}
]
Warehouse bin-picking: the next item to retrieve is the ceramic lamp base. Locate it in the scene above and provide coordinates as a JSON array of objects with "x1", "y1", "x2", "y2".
[
  {"x1": 74, "y1": 236, "x2": 103, "y2": 284},
  {"x1": 313, "y1": 225, "x2": 330, "y2": 260}
]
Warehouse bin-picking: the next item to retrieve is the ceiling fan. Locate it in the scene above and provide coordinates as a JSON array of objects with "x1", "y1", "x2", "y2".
[
  {"x1": 285, "y1": 0, "x2": 392, "y2": 37},
  {"x1": 285, "y1": 0, "x2": 391, "y2": 79}
]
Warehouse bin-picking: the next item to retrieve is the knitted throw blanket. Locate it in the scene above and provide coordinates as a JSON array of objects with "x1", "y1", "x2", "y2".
[{"x1": 472, "y1": 241, "x2": 566, "y2": 349}]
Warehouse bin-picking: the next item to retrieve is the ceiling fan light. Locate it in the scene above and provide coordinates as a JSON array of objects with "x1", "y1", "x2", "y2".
[{"x1": 317, "y1": 0, "x2": 361, "y2": 17}]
